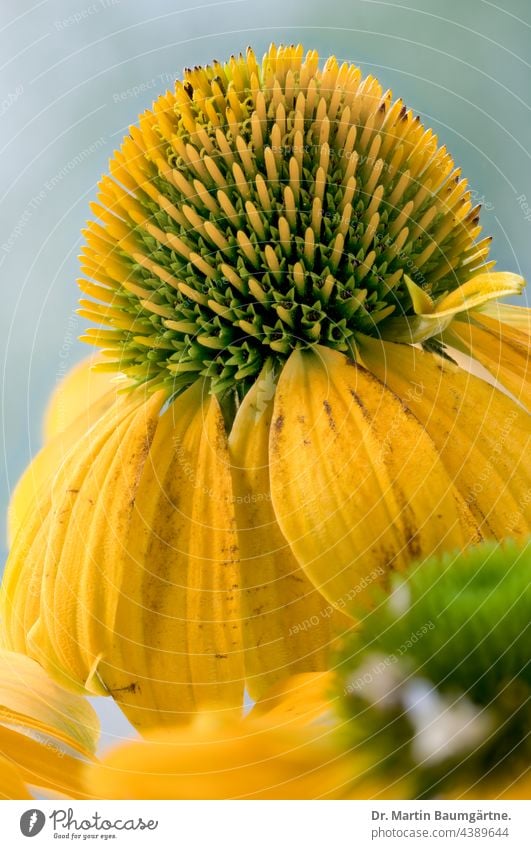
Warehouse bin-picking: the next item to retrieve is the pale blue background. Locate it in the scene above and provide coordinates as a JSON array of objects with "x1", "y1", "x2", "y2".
[{"x1": 1, "y1": 0, "x2": 530, "y2": 747}]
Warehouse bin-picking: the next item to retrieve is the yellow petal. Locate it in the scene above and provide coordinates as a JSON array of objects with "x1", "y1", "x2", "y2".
[
  {"x1": 249, "y1": 671, "x2": 336, "y2": 726},
  {"x1": 478, "y1": 302, "x2": 531, "y2": 336},
  {"x1": 97, "y1": 380, "x2": 244, "y2": 730},
  {"x1": 450, "y1": 313, "x2": 530, "y2": 409},
  {"x1": 403, "y1": 275, "x2": 435, "y2": 314},
  {"x1": 36, "y1": 391, "x2": 165, "y2": 696},
  {"x1": 8, "y1": 368, "x2": 121, "y2": 548},
  {"x1": 435, "y1": 272, "x2": 524, "y2": 314},
  {"x1": 1, "y1": 392, "x2": 148, "y2": 693},
  {"x1": 269, "y1": 346, "x2": 470, "y2": 609},
  {"x1": 0, "y1": 650, "x2": 99, "y2": 798},
  {"x1": 3, "y1": 382, "x2": 244, "y2": 731},
  {"x1": 381, "y1": 272, "x2": 525, "y2": 343},
  {"x1": 0, "y1": 756, "x2": 32, "y2": 799},
  {"x1": 43, "y1": 355, "x2": 120, "y2": 442},
  {"x1": 228, "y1": 367, "x2": 351, "y2": 700},
  {"x1": 0, "y1": 725, "x2": 94, "y2": 799},
  {"x1": 359, "y1": 335, "x2": 531, "y2": 539},
  {"x1": 82, "y1": 714, "x2": 354, "y2": 800},
  {"x1": 0, "y1": 649, "x2": 99, "y2": 756}
]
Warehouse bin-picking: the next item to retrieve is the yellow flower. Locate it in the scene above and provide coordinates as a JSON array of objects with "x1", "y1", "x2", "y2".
[
  {"x1": 1, "y1": 44, "x2": 529, "y2": 732},
  {"x1": 0, "y1": 649, "x2": 99, "y2": 799}
]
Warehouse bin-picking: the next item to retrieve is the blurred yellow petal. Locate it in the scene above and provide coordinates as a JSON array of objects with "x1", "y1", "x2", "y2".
[
  {"x1": 269, "y1": 346, "x2": 470, "y2": 609},
  {"x1": 435, "y1": 272, "x2": 524, "y2": 314},
  {"x1": 43, "y1": 355, "x2": 119, "y2": 442},
  {"x1": 0, "y1": 650, "x2": 99, "y2": 799},
  {"x1": 0, "y1": 725, "x2": 94, "y2": 799},
  {"x1": 0, "y1": 756, "x2": 32, "y2": 800},
  {"x1": 8, "y1": 357, "x2": 121, "y2": 547},
  {"x1": 82, "y1": 714, "x2": 354, "y2": 800},
  {"x1": 229, "y1": 369, "x2": 350, "y2": 700},
  {"x1": 0, "y1": 649, "x2": 99, "y2": 756}
]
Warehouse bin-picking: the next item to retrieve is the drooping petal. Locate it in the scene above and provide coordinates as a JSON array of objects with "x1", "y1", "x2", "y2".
[
  {"x1": 449, "y1": 312, "x2": 530, "y2": 409},
  {"x1": 359, "y1": 335, "x2": 531, "y2": 539},
  {"x1": 228, "y1": 367, "x2": 350, "y2": 699},
  {"x1": 3, "y1": 381, "x2": 244, "y2": 731},
  {"x1": 36, "y1": 392, "x2": 165, "y2": 696},
  {"x1": 9, "y1": 355, "x2": 119, "y2": 546},
  {"x1": 97, "y1": 380, "x2": 244, "y2": 730},
  {"x1": 1, "y1": 391, "x2": 147, "y2": 690},
  {"x1": 269, "y1": 346, "x2": 471, "y2": 609}
]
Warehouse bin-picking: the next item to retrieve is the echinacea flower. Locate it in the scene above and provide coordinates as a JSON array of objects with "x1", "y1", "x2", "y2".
[
  {"x1": 1, "y1": 44, "x2": 529, "y2": 731},
  {"x1": 0, "y1": 649, "x2": 99, "y2": 799},
  {"x1": 338, "y1": 539, "x2": 530, "y2": 799}
]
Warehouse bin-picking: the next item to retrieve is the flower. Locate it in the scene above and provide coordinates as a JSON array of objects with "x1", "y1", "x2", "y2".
[
  {"x1": 1, "y1": 44, "x2": 529, "y2": 731},
  {"x1": 0, "y1": 649, "x2": 99, "y2": 799},
  {"x1": 338, "y1": 539, "x2": 531, "y2": 799}
]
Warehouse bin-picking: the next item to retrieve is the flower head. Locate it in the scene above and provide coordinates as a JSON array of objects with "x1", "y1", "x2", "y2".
[
  {"x1": 1, "y1": 45, "x2": 529, "y2": 731},
  {"x1": 78, "y1": 45, "x2": 521, "y2": 398}
]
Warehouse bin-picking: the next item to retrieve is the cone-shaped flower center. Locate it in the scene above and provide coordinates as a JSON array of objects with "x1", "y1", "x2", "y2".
[{"x1": 80, "y1": 44, "x2": 496, "y2": 398}]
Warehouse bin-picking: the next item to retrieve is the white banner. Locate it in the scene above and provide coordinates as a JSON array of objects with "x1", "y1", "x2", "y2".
[{"x1": 1, "y1": 800, "x2": 529, "y2": 849}]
